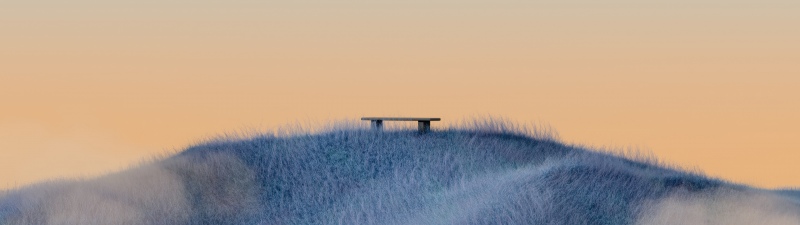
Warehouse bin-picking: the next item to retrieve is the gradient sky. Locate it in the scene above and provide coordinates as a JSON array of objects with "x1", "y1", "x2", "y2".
[{"x1": 1, "y1": 0, "x2": 798, "y2": 189}]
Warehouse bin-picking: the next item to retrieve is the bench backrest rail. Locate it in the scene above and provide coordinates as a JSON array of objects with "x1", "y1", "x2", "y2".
[{"x1": 361, "y1": 117, "x2": 440, "y2": 134}]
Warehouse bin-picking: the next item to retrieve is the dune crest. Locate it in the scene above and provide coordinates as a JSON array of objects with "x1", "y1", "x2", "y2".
[{"x1": 2, "y1": 121, "x2": 797, "y2": 224}]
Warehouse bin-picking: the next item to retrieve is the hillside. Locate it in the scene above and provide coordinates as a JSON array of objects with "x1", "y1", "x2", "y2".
[{"x1": 1, "y1": 123, "x2": 798, "y2": 225}]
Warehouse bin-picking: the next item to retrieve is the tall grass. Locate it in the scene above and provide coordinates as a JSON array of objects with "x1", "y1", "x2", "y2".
[{"x1": 1, "y1": 119, "x2": 797, "y2": 225}]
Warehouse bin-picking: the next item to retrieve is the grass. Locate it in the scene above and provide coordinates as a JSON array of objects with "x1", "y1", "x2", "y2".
[{"x1": 0, "y1": 119, "x2": 797, "y2": 225}]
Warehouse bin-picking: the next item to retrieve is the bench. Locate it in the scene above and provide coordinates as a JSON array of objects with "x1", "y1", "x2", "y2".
[{"x1": 361, "y1": 117, "x2": 441, "y2": 134}]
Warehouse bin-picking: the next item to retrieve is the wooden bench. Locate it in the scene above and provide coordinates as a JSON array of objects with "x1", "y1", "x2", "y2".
[{"x1": 361, "y1": 117, "x2": 441, "y2": 134}]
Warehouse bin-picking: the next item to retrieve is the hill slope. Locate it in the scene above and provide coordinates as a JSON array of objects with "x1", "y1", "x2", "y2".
[{"x1": 1, "y1": 125, "x2": 798, "y2": 225}]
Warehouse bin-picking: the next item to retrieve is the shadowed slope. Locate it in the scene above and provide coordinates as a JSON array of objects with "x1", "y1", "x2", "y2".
[
  {"x1": 1, "y1": 125, "x2": 797, "y2": 225},
  {"x1": 778, "y1": 189, "x2": 800, "y2": 204}
]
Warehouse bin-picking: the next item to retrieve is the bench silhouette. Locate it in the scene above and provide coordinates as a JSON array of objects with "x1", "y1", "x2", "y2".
[{"x1": 361, "y1": 117, "x2": 441, "y2": 134}]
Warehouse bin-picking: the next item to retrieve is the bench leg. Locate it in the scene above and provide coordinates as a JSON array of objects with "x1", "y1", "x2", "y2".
[
  {"x1": 371, "y1": 120, "x2": 383, "y2": 131},
  {"x1": 418, "y1": 121, "x2": 430, "y2": 134}
]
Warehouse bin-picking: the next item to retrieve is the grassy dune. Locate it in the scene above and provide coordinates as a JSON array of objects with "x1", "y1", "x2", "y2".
[{"x1": 1, "y1": 121, "x2": 798, "y2": 224}]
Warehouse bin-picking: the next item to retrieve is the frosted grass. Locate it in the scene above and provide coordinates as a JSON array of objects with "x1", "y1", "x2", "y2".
[{"x1": 1, "y1": 119, "x2": 797, "y2": 224}]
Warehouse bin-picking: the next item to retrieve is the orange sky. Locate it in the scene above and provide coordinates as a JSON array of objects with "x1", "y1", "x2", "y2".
[{"x1": 1, "y1": 0, "x2": 798, "y2": 189}]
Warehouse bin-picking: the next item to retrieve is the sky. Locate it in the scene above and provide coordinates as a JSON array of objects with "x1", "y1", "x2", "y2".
[{"x1": 1, "y1": 0, "x2": 798, "y2": 189}]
